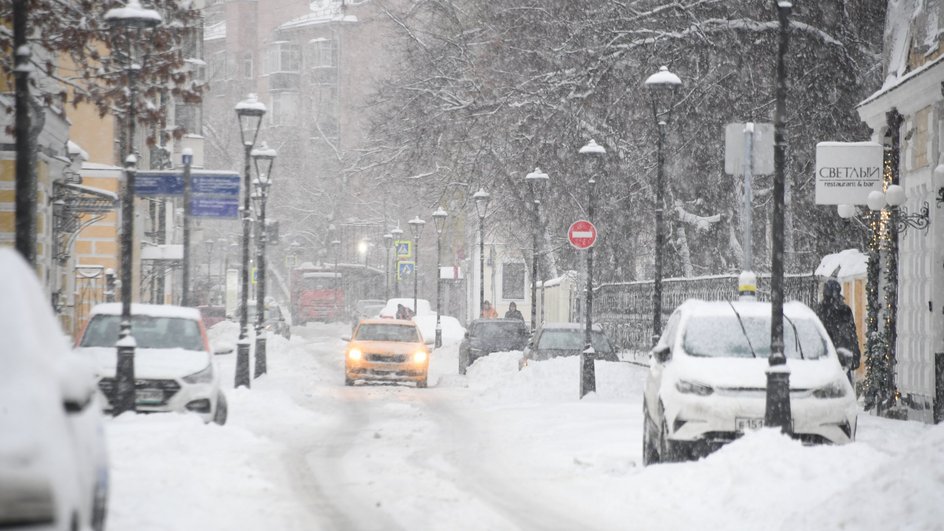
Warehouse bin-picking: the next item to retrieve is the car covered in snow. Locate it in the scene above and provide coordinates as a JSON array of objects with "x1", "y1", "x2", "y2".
[
  {"x1": 343, "y1": 319, "x2": 432, "y2": 387},
  {"x1": 377, "y1": 298, "x2": 432, "y2": 318},
  {"x1": 519, "y1": 323, "x2": 618, "y2": 368},
  {"x1": 459, "y1": 318, "x2": 530, "y2": 374},
  {"x1": 643, "y1": 299, "x2": 858, "y2": 465},
  {"x1": 74, "y1": 303, "x2": 229, "y2": 425},
  {"x1": 0, "y1": 248, "x2": 109, "y2": 531}
]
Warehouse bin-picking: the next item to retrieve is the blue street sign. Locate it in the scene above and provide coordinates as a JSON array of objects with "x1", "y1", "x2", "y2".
[
  {"x1": 136, "y1": 171, "x2": 183, "y2": 196},
  {"x1": 398, "y1": 261, "x2": 415, "y2": 280},
  {"x1": 192, "y1": 197, "x2": 239, "y2": 219},
  {"x1": 395, "y1": 240, "x2": 412, "y2": 259},
  {"x1": 136, "y1": 170, "x2": 241, "y2": 219},
  {"x1": 193, "y1": 173, "x2": 241, "y2": 196}
]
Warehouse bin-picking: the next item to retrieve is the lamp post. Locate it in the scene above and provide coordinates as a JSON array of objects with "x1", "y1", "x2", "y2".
[
  {"x1": 204, "y1": 239, "x2": 214, "y2": 303},
  {"x1": 578, "y1": 139, "x2": 605, "y2": 398},
  {"x1": 432, "y1": 207, "x2": 448, "y2": 347},
  {"x1": 391, "y1": 225, "x2": 403, "y2": 297},
  {"x1": 473, "y1": 189, "x2": 490, "y2": 318},
  {"x1": 526, "y1": 168, "x2": 549, "y2": 333},
  {"x1": 644, "y1": 65, "x2": 681, "y2": 347},
  {"x1": 331, "y1": 239, "x2": 341, "y2": 318},
  {"x1": 251, "y1": 143, "x2": 276, "y2": 378},
  {"x1": 234, "y1": 93, "x2": 266, "y2": 389},
  {"x1": 181, "y1": 149, "x2": 194, "y2": 306},
  {"x1": 105, "y1": 0, "x2": 162, "y2": 415},
  {"x1": 383, "y1": 232, "x2": 393, "y2": 300},
  {"x1": 408, "y1": 216, "x2": 426, "y2": 316},
  {"x1": 358, "y1": 239, "x2": 369, "y2": 267},
  {"x1": 765, "y1": 0, "x2": 793, "y2": 432}
]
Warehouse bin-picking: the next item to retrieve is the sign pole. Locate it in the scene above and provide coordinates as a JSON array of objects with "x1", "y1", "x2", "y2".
[
  {"x1": 742, "y1": 123, "x2": 754, "y2": 271},
  {"x1": 181, "y1": 150, "x2": 193, "y2": 306}
]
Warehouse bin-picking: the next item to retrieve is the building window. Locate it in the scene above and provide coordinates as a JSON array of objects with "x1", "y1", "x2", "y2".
[
  {"x1": 175, "y1": 104, "x2": 202, "y2": 135},
  {"x1": 265, "y1": 42, "x2": 301, "y2": 74},
  {"x1": 270, "y1": 92, "x2": 300, "y2": 126},
  {"x1": 242, "y1": 52, "x2": 253, "y2": 79},
  {"x1": 208, "y1": 50, "x2": 228, "y2": 81},
  {"x1": 308, "y1": 38, "x2": 337, "y2": 68},
  {"x1": 502, "y1": 263, "x2": 525, "y2": 300}
]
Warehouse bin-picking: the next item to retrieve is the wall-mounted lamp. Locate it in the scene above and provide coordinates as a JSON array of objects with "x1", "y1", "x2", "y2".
[{"x1": 866, "y1": 184, "x2": 930, "y2": 234}]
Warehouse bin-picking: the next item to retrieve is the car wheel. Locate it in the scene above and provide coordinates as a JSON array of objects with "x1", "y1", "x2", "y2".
[
  {"x1": 91, "y1": 478, "x2": 108, "y2": 531},
  {"x1": 416, "y1": 376, "x2": 428, "y2": 388},
  {"x1": 642, "y1": 405, "x2": 659, "y2": 466},
  {"x1": 344, "y1": 376, "x2": 354, "y2": 386},
  {"x1": 213, "y1": 392, "x2": 228, "y2": 425}
]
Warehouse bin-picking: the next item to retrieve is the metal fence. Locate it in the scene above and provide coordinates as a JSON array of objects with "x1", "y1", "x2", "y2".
[{"x1": 593, "y1": 273, "x2": 819, "y2": 352}]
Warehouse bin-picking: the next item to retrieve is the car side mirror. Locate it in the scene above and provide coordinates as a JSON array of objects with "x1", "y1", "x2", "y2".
[
  {"x1": 425, "y1": 338, "x2": 435, "y2": 346},
  {"x1": 341, "y1": 336, "x2": 351, "y2": 342},
  {"x1": 836, "y1": 347, "x2": 854, "y2": 369},
  {"x1": 58, "y1": 354, "x2": 97, "y2": 413},
  {"x1": 213, "y1": 342, "x2": 235, "y2": 355},
  {"x1": 651, "y1": 344, "x2": 671, "y2": 364}
]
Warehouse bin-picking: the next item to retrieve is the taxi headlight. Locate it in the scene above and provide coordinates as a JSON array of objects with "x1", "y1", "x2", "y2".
[
  {"x1": 413, "y1": 350, "x2": 428, "y2": 363},
  {"x1": 347, "y1": 348, "x2": 363, "y2": 361},
  {"x1": 812, "y1": 378, "x2": 848, "y2": 399}
]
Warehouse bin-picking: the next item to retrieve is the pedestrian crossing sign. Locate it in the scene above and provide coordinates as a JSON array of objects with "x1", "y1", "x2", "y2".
[
  {"x1": 398, "y1": 260, "x2": 415, "y2": 280},
  {"x1": 395, "y1": 240, "x2": 413, "y2": 259}
]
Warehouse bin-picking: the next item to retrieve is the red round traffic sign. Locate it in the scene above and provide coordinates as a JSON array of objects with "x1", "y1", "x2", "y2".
[{"x1": 568, "y1": 220, "x2": 597, "y2": 249}]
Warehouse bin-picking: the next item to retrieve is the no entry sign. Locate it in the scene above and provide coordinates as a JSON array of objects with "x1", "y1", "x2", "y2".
[{"x1": 568, "y1": 220, "x2": 597, "y2": 249}]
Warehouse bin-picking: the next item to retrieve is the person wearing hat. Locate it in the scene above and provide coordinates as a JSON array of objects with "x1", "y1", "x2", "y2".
[{"x1": 815, "y1": 279, "x2": 861, "y2": 384}]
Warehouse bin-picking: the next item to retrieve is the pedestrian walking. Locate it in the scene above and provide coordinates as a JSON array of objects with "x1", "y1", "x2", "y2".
[
  {"x1": 481, "y1": 300, "x2": 498, "y2": 319},
  {"x1": 504, "y1": 301, "x2": 523, "y2": 320},
  {"x1": 815, "y1": 279, "x2": 861, "y2": 383}
]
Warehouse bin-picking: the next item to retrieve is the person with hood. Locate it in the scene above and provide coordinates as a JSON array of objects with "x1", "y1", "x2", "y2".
[
  {"x1": 396, "y1": 303, "x2": 414, "y2": 320},
  {"x1": 504, "y1": 301, "x2": 524, "y2": 320},
  {"x1": 815, "y1": 279, "x2": 861, "y2": 383}
]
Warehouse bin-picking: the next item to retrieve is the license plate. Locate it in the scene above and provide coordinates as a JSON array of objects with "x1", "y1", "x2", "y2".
[
  {"x1": 135, "y1": 389, "x2": 164, "y2": 405},
  {"x1": 735, "y1": 417, "x2": 765, "y2": 432}
]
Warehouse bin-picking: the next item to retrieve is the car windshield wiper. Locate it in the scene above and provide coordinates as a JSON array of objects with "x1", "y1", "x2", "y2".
[
  {"x1": 727, "y1": 301, "x2": 757, "y2": 358},
  {"x1": 783, "y1": 314, "x2": 805, "y2": 360}
]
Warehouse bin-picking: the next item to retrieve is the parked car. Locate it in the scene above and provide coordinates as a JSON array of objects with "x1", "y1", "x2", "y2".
[
  {"x1": 459, "y1": 318, "x2": 530, "y2": 374},
  {"x1": 197, "y1": 304, "x2": 226, "y2": 330},
  {"x1": 519, "y1": 323, "x2": 618, "y2": 368},
  {"x1": 643, "y1": 299, "x2": 858, "y2": 466},
  {"x1": 351, "y1": 299, "x2": 386, "y2": 329},
  {"x1": 239, "y1": 300, "x2": 291, "y2": 339},
  {"x1": 0, "y1": 248, "x2": 109, "y2": 531},
  {"x1": 74, "y1": 303, "x2": 229, "y2": 425},
  {"x1": 343, "y1": 319, "x2": 433, "y2": 387},
  {"x1": 378, "y1": 298, "x2": 432, "y2": 318}
]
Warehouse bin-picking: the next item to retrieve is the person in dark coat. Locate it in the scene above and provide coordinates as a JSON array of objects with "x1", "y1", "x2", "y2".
[
  {"x1": 396, "y1": 304, "x2": 414, "y2": 320},
  {"x1": 504, "y1": 302, "x2": 524, "y2": 320},
  {"x1": 815, "y1": 279, "x2": 861, "y2": 382}
]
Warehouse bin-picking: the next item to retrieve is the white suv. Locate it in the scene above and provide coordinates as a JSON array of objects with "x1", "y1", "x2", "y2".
[
  {"x1": 75, "y1": 303, "x2": 228, "y2": 424},
  {"x1": 643, "y1": 299, "x2": 858, "y2": 465}
]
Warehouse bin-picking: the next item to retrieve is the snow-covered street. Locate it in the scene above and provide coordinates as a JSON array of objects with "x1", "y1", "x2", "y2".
[{"x1": 104, "y1": 322, "x2": 944, "y2": 531}]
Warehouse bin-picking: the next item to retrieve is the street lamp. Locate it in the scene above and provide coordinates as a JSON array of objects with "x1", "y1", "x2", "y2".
[
  {"x1": 234, "y1": 93, "x2": 266, "y2": 389},
  {"x1": 391, "y1": 225, "x2": 404, "y2": 297},
  {"x1": 525, "y1": 167, "x2": 549, "y2": 333},
  {"x1": 472, "y1": 188, "x2": 490, "y2": 318},
  {"x1": 358, "y1": 239, "x2": 369, "y2": 266},
  {"x1": 205, "y1": 239, "x2": 214, "y2": 303},
  {"x1": 432, "y1": 207, "x2": 448, "y2": 348},
  {"x1": 644, "y1": 65, "x2": 681, "y2": 347},
  {"x1": 331, "y1": 239, "x2": 341, "y2": 318},
  {"x1": 408, "y1": 216, "x2": 426, "y2": 316},
  {"x1": 104, "y1": 0, "x2": 162, "y2": 415},
  {"x1": 578, "y1": 139, "x2": 606, "y2": 398},
  {"x1": 251, "y1": 142, "x2": 276, "y2": 378},
  {"x1": 181, "y1": 148, "x2": 194, "y2": 306},
  {"x1": 383, "y1": 232, "x2": 393, "y2": 300}
]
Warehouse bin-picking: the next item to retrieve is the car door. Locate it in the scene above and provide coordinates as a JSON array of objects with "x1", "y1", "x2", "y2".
[{"x1": 644, "y1": 310, "x2": 681, "y2": 422}]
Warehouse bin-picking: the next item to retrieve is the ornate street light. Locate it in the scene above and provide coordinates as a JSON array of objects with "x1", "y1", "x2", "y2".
[
  {"x1": 383, "y1": 232, "x2": 394, "y2": 300},
  {"x1": 391, "y1": 225, "x2": 404, "y2": 297},
  {"x1": 578, "y1": 139, "x2": 606, "y2": 398},
  {"x1": 644, "y1": 65, "x2": 681, "y2": 347},
  {"x1": 472, "y1": 188, "x2": 490, "y2": 318},
  {"x1": 250, "y1": 143, "x2": 276, "y2": 378},
  {"x1": 104, "y1": 0, "x2": 162, "y2": 415},
  {"x1": 525, "y1": 167, "x2": 549, "y2": 333},
  {"x1": 432, "y1": 207, "x2": 448, "y2": 347},
  {"x1": 331, "y1": 238, "x2": 341, "y2": 318},
  {"x1": 234, "y1": 93, "x2": 266, "y2": 389},
  {"x1": 408, "y1": 216, "x2": 426, "y2": 317}
]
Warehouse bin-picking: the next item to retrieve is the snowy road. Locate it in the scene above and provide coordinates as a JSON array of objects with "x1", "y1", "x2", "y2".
[{"x1": 105, "y1": 321, "x2": 944, "y2": 531}]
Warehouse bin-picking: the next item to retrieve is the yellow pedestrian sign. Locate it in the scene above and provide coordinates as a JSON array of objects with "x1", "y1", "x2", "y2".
[{"x1": 395, "y1": 240, "x2": 412, "y2": 259}]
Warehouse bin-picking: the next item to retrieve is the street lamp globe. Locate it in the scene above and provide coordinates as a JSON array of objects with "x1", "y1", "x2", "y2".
[
  {"x1": 383, "y1": 232, "x2": 393, "y2": 247},
  {"x1": 644, "y1": 65, "x2": 682, "y2": 121},
  {"x1": 836, "y1": 204, "x2": 856, "y2": 219},
  {"x1": 251, "y1": 142, "x2": 277, "y2": 182},
  {"x1": 432, "y1": 207, "x2": 448, "y2": 234},
  {"x1": 578, "y1": 139, "x2": 606, "y2": 156},
  {"x1": 331, "y1": 239, "x2": 341, "y2": 250},
  {"x1": 473, "y1": 188, "x2": 490, "y2": 220},
  {"x1": 885, "y1": 184, "x2": 906, "y2": 207},
  {"x1": 408, "y1": 216, "x2": 426, "y2": 239},
  {"x1": 867, "y1": 190, "x2": 886, "y2": 212},
  {"x1": 235, "y1": 94, "x2": 267, "y2": 148},
  {"x1": 525, "y1": 167, "x2": 549, "y2": 203}
]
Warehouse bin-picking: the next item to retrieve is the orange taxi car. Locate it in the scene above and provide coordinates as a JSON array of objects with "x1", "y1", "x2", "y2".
[{"x1": 344, "y1": 318, "x2": 432, "y2": 387}]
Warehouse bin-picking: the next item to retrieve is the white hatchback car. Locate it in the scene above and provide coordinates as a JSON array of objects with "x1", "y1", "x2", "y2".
[
  {"x1": 0, "y1": 248, "x2": 109, "y2": 531},
  {"x1": 643, "y1": 299, "x2": 858, "y2": 465},
  {"x1": 75, "y1": 303, "x2": 228, "y2": 424}
]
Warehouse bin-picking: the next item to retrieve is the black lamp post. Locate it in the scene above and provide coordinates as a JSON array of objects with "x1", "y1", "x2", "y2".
[
  {"x1": 525, "y1": 168, "x2": 549, "y2": 333},
  {"x1": 578, "y1": 139, "x2": 606, "y2": 398},
  {"x1": 234, "y1": 93, "x2": 266, "y2": 389},
  {"x1": 251, "y1": 143, "x2": 276, "y2": 378},
  {"x1": 105, "y1": 0, "x2": 162, "y2": 415},
  {"x1": 644, "y1": 65, "x2": 682, "y2": 346},
  {"x1": 472, "y1": 189, "x2": 490, "y2": 318},
  {"x1": 432, "y1": 207, "x2": 448, "y2": 347},
  {"x1": 391, "y1": 225, "x2": 404, "y2": 297},
  {"x1": 181, "y1": 148, "x2": 194, "y2": 306},
  {"x1": 383, "y1": 231, "x2": 393, "y2": 300},
  {"x1": 331, "y1": 238, "x2": 341, "y2": 318},
  {"x1": 765, "y1": 0, "x2": 793, "y2": 432},
  {"x1": 408, "y1": 216, "x2": 426, "y2": 316}
]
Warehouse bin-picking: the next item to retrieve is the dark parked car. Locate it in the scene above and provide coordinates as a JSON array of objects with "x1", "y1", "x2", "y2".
[
  {"x1": 458, "y1": 318, "x2": 530, "y2": 374},
  {"x1": 519, "y1": 323, "x2": 618, "y2": 368}
]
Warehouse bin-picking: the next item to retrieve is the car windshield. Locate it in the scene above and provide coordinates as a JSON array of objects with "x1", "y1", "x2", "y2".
[
  {"x1": 355, "y1": 323, "x2": 420, "y2": 342},
  {"x1": 682, "y1": 314, "x2": 827, "y2": 359},
  {"x1": 80, "y1": 314, "x2": 204, "y2": 351},
  {"x1": 357, "y1": 303, "x2": 385, "y2": 316},
  {"x1": 472, "y1": 321, "x2": 528, "y2": 339},
  {"x1": 538, "y1": 329, "x2": 612, "y2": 352}
]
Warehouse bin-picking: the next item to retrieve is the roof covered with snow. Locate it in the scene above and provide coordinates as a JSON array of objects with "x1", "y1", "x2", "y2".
[{"x1": 815, "y1": 248, "x2": 867, "y2": 280}]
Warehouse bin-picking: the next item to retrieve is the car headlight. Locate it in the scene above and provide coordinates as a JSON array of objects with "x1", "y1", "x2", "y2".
[
  {"x1": 182, "y1": 363, "x2": 214, "y2": 384},
  {"x1": 413, "y1": 350, "x2": 428, "y2": 363},
  {"x1": 348, "y1": 348, "x2": 363, "y2": 361},
  {"x1": 675, "y1": 379, "x2": 714, "y2": 396},
  {"x1": 812, "y1": 378, "x2": 848, "y2": 399}
]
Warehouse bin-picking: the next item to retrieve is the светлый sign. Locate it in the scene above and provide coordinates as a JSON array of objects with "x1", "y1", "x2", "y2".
[{"x1": 814, "y1": 142, "x2": 883, "y2": 205}]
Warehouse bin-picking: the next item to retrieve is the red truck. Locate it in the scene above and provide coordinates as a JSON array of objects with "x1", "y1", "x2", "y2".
[{"x1": 290, "y1": 265, "x2": 344, "y2": 324}]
